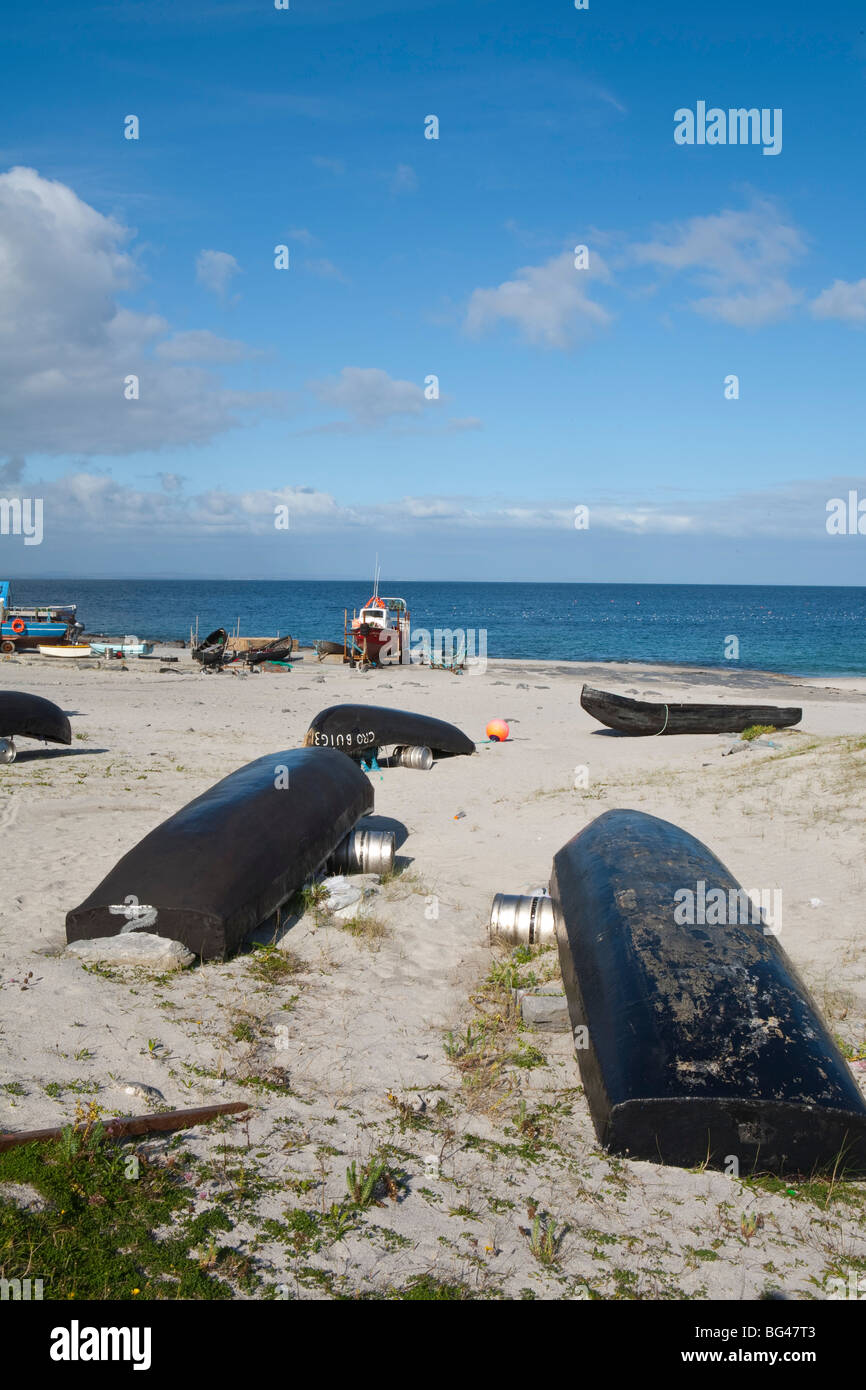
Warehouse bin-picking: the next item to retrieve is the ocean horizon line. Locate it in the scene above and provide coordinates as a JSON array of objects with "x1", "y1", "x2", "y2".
[{"x1": 8, "y1": 577, "x2": 866, "y2": 591}]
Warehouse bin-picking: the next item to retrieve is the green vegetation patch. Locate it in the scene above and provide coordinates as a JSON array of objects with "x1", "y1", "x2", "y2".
[
  {"x1": 741, "y1": 724, "x2": 776, "y2": 742},
  {"x1": 0, "y1": 1115, "x2": 255, "y2": 1300}
]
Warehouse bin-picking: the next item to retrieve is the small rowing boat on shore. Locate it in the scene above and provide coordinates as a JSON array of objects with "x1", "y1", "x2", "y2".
[
  {"x1": 89, "y1": 636, "x2": 153, "y2": 657},
  {"x1": 314, "y1": 639, "x2": 345, "y2": 661},
  {"x1": 38, "y1": 645, "x2": 92, "y2": 659},
  {"x1": 234, "y1": 634, "x2": 294, "y2": 666},
  {"x1": 580, "y1": 684, "x2": 802, "y2": 736},
  {"x1": 191, "y1": 628, "x2": 228, "y2": 668}
]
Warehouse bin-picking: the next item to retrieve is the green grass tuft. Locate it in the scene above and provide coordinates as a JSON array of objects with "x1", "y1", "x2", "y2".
[{"x1": 0, "y1": 1118, "x2": 255, "y2": 1300}]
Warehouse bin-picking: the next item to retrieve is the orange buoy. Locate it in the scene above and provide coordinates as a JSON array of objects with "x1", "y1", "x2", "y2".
[
  {"x1": 486, "y1": 719, "x2": 509, "y2": 742},
  {"x1": 10, "y1": 618, "x2": 26, "y2": 634}
]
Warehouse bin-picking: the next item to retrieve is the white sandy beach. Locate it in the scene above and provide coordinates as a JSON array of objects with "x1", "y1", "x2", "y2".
[{"x1": 1, "y1": 649, "x2": 865, "y2": 1300}]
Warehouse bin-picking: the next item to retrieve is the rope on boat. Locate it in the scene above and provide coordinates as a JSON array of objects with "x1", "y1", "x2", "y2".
[{"x1": 653, "y1": 704, "x2": 670, "y2": 736}]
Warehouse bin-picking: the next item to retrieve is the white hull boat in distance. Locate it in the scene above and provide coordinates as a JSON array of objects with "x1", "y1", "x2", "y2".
[{"x1": 38, "y1": 645, "x2": 92, "y2": 659}]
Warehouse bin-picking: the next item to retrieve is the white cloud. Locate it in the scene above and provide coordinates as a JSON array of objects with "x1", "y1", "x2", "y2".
[
  {"x1": 0, "y1": 167, "x2": 278, "y2": 455},
  {"x1": 630, "y1": 201, "x2": 805, "y2": 327},
  {"x1": 591, "y1": 508, "x2": 699, "y2": 534},
  {"x1": 0, "y1": 465, "x2": 856, "y2": 549},
  {"x1": 448, "y1": 417, "x2": 483, "y2": 431},
  {"x1": 390, "y1": 163, "x2": 418, "y2": 194},
  {"x1": 310, "y1": 366, "x2": 426, "y2": 427},
  {"x1": 195, "y1": 248, "x2": 241, "y2": 297},
  {"x1": 1, "y1": 469, "x2": 345, "y2": 537},
  {"x1": 690, "y1": 283, "x2": 801, "y2": 327},
  {"x1": 155, "y1": 330, "x2": 249, "y2": 362},
  {"x1": 465, "y1": 250, "x2": 611, "y2": 349},
  {"x1": 810, "y1": 278, "x2": 866, "y2": 323},
  {"x1": 287, "y1": 226, "x2": 317, "y2": 244},
  {"x1": 305, "y1": 257, "x2": 348, "y2": 283}
]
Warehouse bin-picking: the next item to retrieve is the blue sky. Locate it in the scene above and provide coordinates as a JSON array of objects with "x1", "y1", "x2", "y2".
[{"x1": 1, "y1": 0, "x2": 865, "y2": 580}]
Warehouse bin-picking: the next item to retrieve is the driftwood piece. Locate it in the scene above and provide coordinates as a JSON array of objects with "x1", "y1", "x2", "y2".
[{"x1": 0, "y1": 1101, "x2": 250, "y2": 1153}]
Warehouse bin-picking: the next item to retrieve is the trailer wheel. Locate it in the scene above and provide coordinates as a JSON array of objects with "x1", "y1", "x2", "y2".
[{"x1": 0, "y1": 640, "x2": 15, "y2": 655}]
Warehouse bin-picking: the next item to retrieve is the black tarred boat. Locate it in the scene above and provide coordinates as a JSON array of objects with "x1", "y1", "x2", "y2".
[
  {"x1": 0, "y1": 691, "x2": 72, "y2": 762},
  {"x1": 551, "y1": 809, "x2": 866, "y2": 1174},
  {"x1": 243, "y1": 634, "x2": 294, "y2": 665},
  {"x1": 303, "y1": 703, "x2": 475, "y2": 760},
  {"x1": 580, "y1": 684, "x2": 802, "y2": 736},
  {"x1": 192, "y1": 628, "x2": 228, "y2": 668},
  {"x1": 66, "y1": 747, "x2": 373, "y2": 960}
]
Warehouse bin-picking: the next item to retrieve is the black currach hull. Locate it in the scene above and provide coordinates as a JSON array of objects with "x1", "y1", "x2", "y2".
[
  {"x1": 244, "y1": 635, "x2": 294, "y2": 665},
  {"x1": 580, "y1": 684, "x2": 802, "y2": 736},
  {"x1": 0, "y1": 691, "x2": 72, "y2": 745},
  {"x1": 551, "y1": 809, "x2": 866, "y2": 1175},
  {"x1": 303, "y1": 703, "x2": 475, "y2": 760},
  {"x1": 192, "y1": 628, "x2": 228, "y2": 668},
  {"x1": 66, "y1": 747, "x2": 372, "y2": 960}
]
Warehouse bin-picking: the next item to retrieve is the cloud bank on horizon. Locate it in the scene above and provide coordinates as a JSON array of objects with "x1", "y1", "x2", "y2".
[{"x1": 0, "y1": 0, "x2": 863, "y2": 582}]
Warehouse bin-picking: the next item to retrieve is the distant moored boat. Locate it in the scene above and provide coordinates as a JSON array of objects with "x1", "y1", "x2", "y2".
[{"x1": 0, "y1": 580, "x2": 83, "y2": 654}]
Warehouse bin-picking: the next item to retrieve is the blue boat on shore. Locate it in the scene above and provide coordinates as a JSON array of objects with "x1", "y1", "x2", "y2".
[{"x1": 0, "y1": 580, "x2": 83, "y2": 652}]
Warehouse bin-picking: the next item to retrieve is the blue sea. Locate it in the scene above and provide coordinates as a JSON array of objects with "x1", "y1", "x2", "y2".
[{"x1": 10, "y1": 580, "x2": 866, "y2": 676}]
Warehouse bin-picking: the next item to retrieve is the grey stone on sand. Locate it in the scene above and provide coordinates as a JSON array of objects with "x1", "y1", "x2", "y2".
[
  {"x1": 320, "y1": 876, "x2": 362, "y2": 914},
  {"x1": 66, "y1": 932, "x2": 195, "y2": 969},
  {"x1": 518, "y1": 987, "x2": 570, "y2": 1031},
  {"x1": 119, "y1": 1081, "x2": 165, "y2": 1103},
  {"x1": 328, "y1": 874, "x2": 382, "y2": 921},
  {"x1": 0, "y1": 1182, "x2": 50, "y2": 1213}
]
